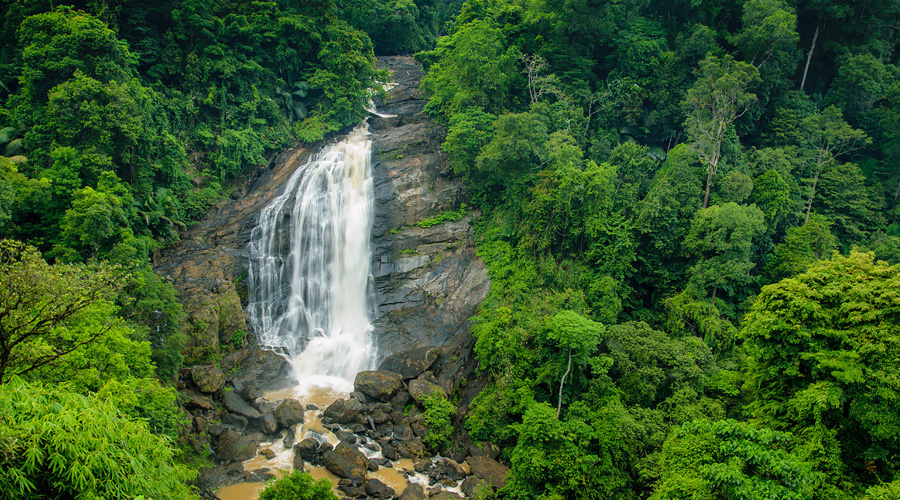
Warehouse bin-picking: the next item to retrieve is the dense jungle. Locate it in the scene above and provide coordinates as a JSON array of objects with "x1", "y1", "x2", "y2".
[{"x1": 1, "y1": 0, "x2": 899, "y2": 499}]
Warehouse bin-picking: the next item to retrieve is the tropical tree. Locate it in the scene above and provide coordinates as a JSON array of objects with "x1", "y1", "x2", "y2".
[
  {"x1": 743, "y1": 251, "x2": 900, "y2": 484},
  {"x1": 682, "y1": 55, "x2": 760, "y2": 208}
]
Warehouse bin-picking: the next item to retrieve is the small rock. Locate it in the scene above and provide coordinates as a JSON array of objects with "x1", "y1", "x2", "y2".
[
  {"x1": 182, "y1": 389, "x2": 216, "y2": 410},
  {"x1": 322, "y1": 442, "x2": 369, "y2": 479},
  {"x1": 398, "y1": 483, "x2": 426, "y2": 500},
  {"x1": 191, "y1": 364, "x2": 226, "y2": 393},
  {"x1": 324, "y1": 398, "x2": 365, "y2": 424},
  {"x1": 338, "y1": 478, "x2": 366, "y2": 497},
  {"x1": 260, "y1": 413, "x2": 278, "y2": 434},
  {"x1": 430, "y1": 491, "x2": 463, "y2": 500},
  {"x1": 381, "y1": 442, "x2": 399, "y2": 461},
  {"x1": 254, "y1": 398, "x2": 278, "y2": 415},
  {"x1": 465, "y1": 455, "x2": 510, "y2": 490},
  {"x1": 259, "y1": 448, "x2": 276, "y2": 460},
  {"x1": 407, "y1": 378, "x2": 446, "y2": 405},
  {"x1": 223, "y1": 391, "x2": 262, "y2": 419},
  {"x1": 367, "y1": 459, "x2": 379, "y2": 472},
  {"x1": 436, "y1": 458, "x2": 467, "y2": 481},
  {"x1": 365, "y1": 478, "x2": 395, "y2": 499},
  {"x1": 283, "y1": 427, "x2": 296, "y2": 448},
  {"x1": 354, "y1": 370, "x2": 404, "y2": 402},
  {"x1": 293, "y1": 454, "x2": 305, "y2": 471},
  {"x1": 306, "y1": 403, "x2": 319, "y2": 410},
  {"x1": 378, "y1": 346, "x2": 438, "y2": 380},
  {"x1": 461, "y1": 477, "x2": 493, "y2": 499},
  {"x1": 397, "y1": 438, "x2": 425, "y2": 458},
  {"x1": 468, "y1": 442, "x2": 500, "y2": 460},
  {"x1": 336, "y1": 430, "x2": 357, "y2": 444},
  {"x1": 216, "y1": 429, "x2": 258, "y2": 463},
  {"x1": 222, "y1": 413, "x2": 249, "y2": 433},
  {"x1": 275, "y1": 398, "x2": 304, "y2": 428},
  {"x1": 294, "y1": 438, "x2": 319, "y2": 461},
  {"x1": 208, "y1": 424, "x2": 226, "y2": 437}
]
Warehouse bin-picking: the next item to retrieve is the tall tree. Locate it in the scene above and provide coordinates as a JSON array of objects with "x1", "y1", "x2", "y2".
[
  {"x1": 682, "y1": 55, "x2": 760, "y2": 208},
  {"x1": 799, "y1": 105, "x2": 869, "y2": 224}
]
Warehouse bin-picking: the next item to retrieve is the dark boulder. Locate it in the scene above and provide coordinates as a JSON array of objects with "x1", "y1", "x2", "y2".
[
  {"x1": 259, "y1": 413, "x2": 278, "y2": 434},
  {"x1": 322, "y1": 442, "x2": 369, "y2": 479},
  {"x1": 181, "y1": 389, "x2": 215, "y2": 410},
  {"x1": 396, "y1": 437, "x2": 426, "y2": 458},
  {"x1": 354, "y1": 370, "x2": 403, "y2": 402},
  {"x1": 430, "y1": 491, "x2": 463, "y2": 500},
  {"x1": 436, "y1": 458, "x2": 467, "y2": 481},
  {"x1": 465, "y1": 456, "x2": 510, "y2": 490},
  {"x1": 216, "y1": 429, "x2": 258, "y2": 462},
  {"x1": 378, "y1": 346, "x2": 438, "y2": 380},
  {"x1": 294, "y1": 438, "x2": 319, "y2": 461},
  {"x1": 365, "y1": 478, "x2": 395, "y2": 499},
  {"x1": 222, "y1": 413, "x2": 249, "y2": 433},
  {"x1": 398, "y1": 483, "x2": 426, "y2": 500},
  {"x1": 223, "y1": 391, "x2": 261, "y2": 419},
  {"x1": 191, "y1": 364, "x2": 226, "y2": 393},
  {"x1": 323, "y1": 398, "x2": 365, "y2": 424},
  {"x1": 274, "y1": 398, "x2": 304, "y2": 428},
  {"x1": 407, "y1": 378, "x2": 446, "y2": 404}
]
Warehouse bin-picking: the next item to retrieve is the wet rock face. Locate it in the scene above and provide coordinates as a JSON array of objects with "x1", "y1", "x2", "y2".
[{"x1": 370, "y1": 55, "x2": 490, "y2": 359}]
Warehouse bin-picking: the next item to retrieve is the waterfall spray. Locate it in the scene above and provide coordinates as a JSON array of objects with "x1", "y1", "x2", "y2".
[{"x1": 247, "y1": 124, "x2": 376, "y2": 396}]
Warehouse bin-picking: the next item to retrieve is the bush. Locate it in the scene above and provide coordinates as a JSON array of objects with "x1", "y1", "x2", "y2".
[
  {"x1": 0, "y1": 378, "x2": 195, "y2": 499},
  {"x1": 423, "y1": 392, "x2": 456, "y2": 450},
  {"x1": 258, "y1": 470, "x2": 338, "y2": 500}
]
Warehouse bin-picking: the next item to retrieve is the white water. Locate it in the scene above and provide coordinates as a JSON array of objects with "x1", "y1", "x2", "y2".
[{"x1": 247, "y1": 124, "x2": 376, "y2": 395}]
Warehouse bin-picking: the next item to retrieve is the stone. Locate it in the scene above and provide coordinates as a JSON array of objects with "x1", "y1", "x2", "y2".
[
  {"x1": 260, "y1": 413, "x2": 278, "y2": 434},
  {"x1": 436, "y1": 458, "x2": 467, "y2": 481},
  {"x1": 181, "y1": 389, "x2": 215, "y2": 410},
  {"x1": 335, "y1": 430, "x2": 357, "y2": 444},
  {"x1": 396, "y1": 437, "x2": 426, "y2": 458},
  {"x1": 197, "y1": 463, "x2": 246, "y2": 489},
  {"x1": 354, "y1": 370, "x2": 403, "y2": 402},
  {"x1": 393, "y1": 423, "x2": 414, "y2": 441},
  {"x1": 254, "y1": 398, "x2": 278, "y2": 415},
  {"x1": 407, "y1": 378, "x2": 446, "y2": 404},
  {"x1": 259, "y1": 448, "x2": 276, "y2": 459},
  {"x1": 367, "y1": 459, "x2": 380, "y2": 472},
  {"x1": 294, "y1": 438, "x2": 319, "y2": 461},
  {"x1": 397, "y1": 483, "x2": 426, "y2": 500},
  {"x1": 223, "y1": 391, "x2": 261, "y2": 419},
  {"x1": 465, "y1": 456, "x2": 510, "y2": 490},
  {"x1": 322, "y1": 442, "x2": 369, "y2": 479},
  {"x1": 338, "y1": 478, "x2": 366, "y2": 497},
  {"x1": 365, "y1": 478, "x2": 395, "y2": 499},
  {"x1": 430, "y1": 491, "x2": 463, "y2": 500},
  {"x1": 283, "y1": 427, "x2": 295, "y2": 448},
  {"x1": 323, "y1": 398, "x2": 365, "y2": 424},
  {"x1": 467, "y1": 442, "x2": 500, "y2": 460},
  {"x1": 381, "y1": 442, "x2": 399, "y2": 461},
  {"x1": 461, "y1": 477, "x2": 493, "y2": 499},
  {"x1": 378, "y1": 346, "x2": 438, "y2": 379},
  {"x1": 216, "y1": 429, "x2": 258, "y2": 463},
  {"x1": 191, "y1": 364, "x2": 226, "y2": 393},
  {"x1": 222, "y1": 413, "x2": 248, "y2": 433},
  {"x1": 293, "y1": 454, "x2": 304, "y2": 471},
  {"x1": 274, "y1": 398, "x2": 304, "y2": 428}
]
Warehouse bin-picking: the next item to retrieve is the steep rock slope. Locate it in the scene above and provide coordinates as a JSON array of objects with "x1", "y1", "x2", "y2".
[
  {"x1": 154, "y1": 56, "x2": 488, "y2": 384},
  {"x1": 369, "y1": 56, "x2": 490, "y2": 359}
]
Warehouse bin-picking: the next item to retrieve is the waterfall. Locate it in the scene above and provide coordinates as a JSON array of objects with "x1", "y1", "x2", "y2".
[{"x1": 247, "y1": 123, "x2": 376, "y2": 395}]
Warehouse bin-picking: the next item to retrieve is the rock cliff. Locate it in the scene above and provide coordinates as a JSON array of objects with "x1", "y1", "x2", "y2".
[
  {"x1": 369, "y1": 56, "x2": 490, "y2": 359},
  {"x1": 155, "y1": 56, "x2": 488, "y2": 383}
]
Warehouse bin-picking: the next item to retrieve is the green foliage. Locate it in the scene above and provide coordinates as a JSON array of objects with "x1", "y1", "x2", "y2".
[
  {"x1": 648, "y1": 419, "x2": 815, "y2": 500},
  {"x1": 423, "y1": 391, "x2": 456, "y2": 450},
  {"x1": 743, "y1": 251, "x2": 900, "y2": 484},
  {"x1": 417, "y1": 205, "x2": 466, "y2": 227},
  {"x1": 0, "y1": 377, "x2": 194, "y2": 499},
  {"x1": 258, "y1": 470, "x2": 338, "y2": 500}
]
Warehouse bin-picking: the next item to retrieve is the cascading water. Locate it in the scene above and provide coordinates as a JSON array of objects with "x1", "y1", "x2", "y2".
[{"x1": 247, "y1": 123, "x2": 376, "y2": 396}]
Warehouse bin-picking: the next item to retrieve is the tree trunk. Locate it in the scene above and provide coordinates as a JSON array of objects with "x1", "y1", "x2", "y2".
[
  {"x1": 703, "y1": 165, "x2": 714, "y2": 208},
  {"x1": 800, "y1": 26, "x2": 820, "y2": 92},
  {"x1": 804, "y1": 171, "x2": 820, "y2": 224},
  {"x1": 710, "y1": 283, "x2": 718, "y2": 308},
  {"x1": 557, "y1": 349, "x2": 572, "y2": 419}
]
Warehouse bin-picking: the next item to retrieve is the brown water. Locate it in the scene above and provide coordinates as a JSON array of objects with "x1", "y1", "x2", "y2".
[{"x1": 216, "y1": 481, "x2": 267, "y2": 500}]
